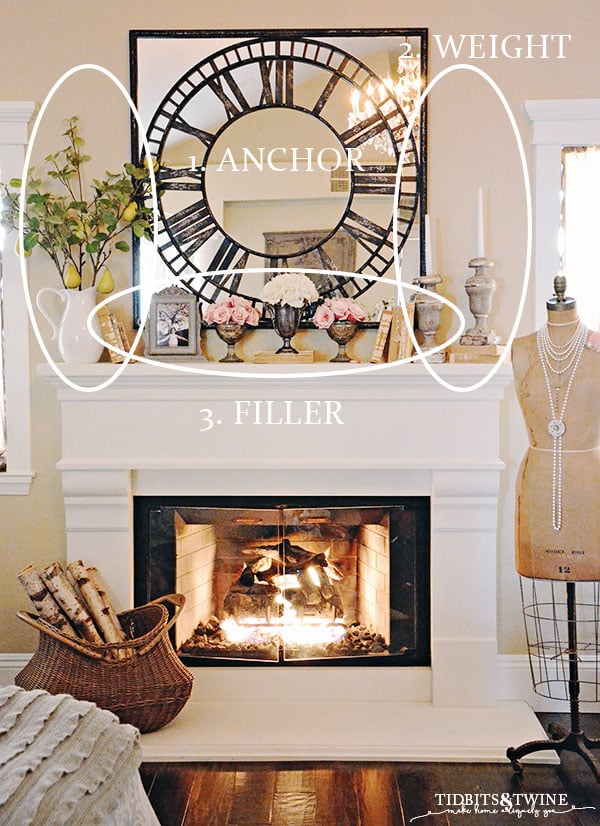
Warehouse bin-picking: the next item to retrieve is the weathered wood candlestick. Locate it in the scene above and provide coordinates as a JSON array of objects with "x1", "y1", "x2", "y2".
[
  {"x1": 414, "y1": 274, "x2": 445, "y2": 363},
  {"x1": 460, "y1": 257, "x2": 500, "y2": 345}
]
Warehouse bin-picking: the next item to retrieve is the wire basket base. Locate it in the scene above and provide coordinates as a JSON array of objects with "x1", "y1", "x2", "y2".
[{"x1": 520, "y1": 577, "x2": 600, "y2": 703}]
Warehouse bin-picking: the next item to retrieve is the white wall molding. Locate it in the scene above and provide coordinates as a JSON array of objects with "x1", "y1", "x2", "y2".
[
  {"x1": 0, "y1": 100, "x2": 36, "y2": 494},
  {"x1": 523, "y1": 98, "x2": 600, "y2": 328},
  {"x1": 3, "y1": 653, "x2": 596, "y2": 714}
]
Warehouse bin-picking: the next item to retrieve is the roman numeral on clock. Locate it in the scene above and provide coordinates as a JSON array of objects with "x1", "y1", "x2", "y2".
[
  {"x1": 311, "y1": 62, "x2": 348, "y2": 116},
  {"x1": 259, "y1": 57, "x2": 294, "y2": 106},
  {"x1": 203, "y1": 238, "x2": 249, "y2": 300},
  {"x1": 163, "y1": 198, "x2": 217, "y2": 258},
  {"x1": 339, "y1": 112, "x2": 390, "y2": 150},
  {"x1": 171, "y1": 116, "x2": 214, "y2": 148},
  {"x1": 353, "y1": 165, "x2": 398, "y2": 196},
  {"x1": 206, "y1": 69, "x2": 251, "y2": 120},
  {"x1": 207, "y1": 237, "x2": 249, "y2": 274},
  {"x1": 342, "y1": 210, "x2": 393, "y2": 255},
  {"x1": 158, "y1": 166, "x2": 205, "y2": 192}
]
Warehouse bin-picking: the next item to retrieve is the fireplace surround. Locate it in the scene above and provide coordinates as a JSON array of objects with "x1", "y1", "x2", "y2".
[{"x1": 39, "y1": 361, "x2": 551, "y2": 761}]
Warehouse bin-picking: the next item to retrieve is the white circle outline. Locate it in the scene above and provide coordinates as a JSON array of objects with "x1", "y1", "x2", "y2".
[
  {"x1": 18, "y1": 63, "x2": 158, "y2": 393},
  {"x1": 394, "y1": 63, "x2": 532, "y2": 393}
]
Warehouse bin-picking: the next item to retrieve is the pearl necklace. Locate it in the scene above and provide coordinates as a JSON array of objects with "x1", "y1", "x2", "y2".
[
  {"x1": 536, "y1": 321, "x2": 587, "y2": 531},
  {"x1": 547, "y1": 318, "x2": 579, "y2": 327},
  {"x1": 538, "y1": 323, "x2": 587, "y2": 375}
]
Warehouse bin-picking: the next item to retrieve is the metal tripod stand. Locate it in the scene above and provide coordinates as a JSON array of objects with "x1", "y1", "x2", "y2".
[{"x1": 507, "y1": 581, "x2": 600, "y2": 779}]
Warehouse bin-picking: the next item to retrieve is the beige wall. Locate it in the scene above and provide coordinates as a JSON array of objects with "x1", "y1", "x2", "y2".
[{"x1": 1, "y1": 0, "x2": 599, "y2": 653}]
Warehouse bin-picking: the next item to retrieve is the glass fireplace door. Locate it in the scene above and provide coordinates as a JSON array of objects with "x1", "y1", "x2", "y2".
[
  {"x1": 135, "y1": 496, "x2": 430, "y2": 666},
  {"x1": 279, "y1": 506, "x2": 390, "y2": 661}
]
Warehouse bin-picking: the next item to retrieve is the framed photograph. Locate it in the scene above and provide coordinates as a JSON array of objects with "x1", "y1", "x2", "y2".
[{"x1": 145, "y1": 287, "x2": 200, "y2": 357}]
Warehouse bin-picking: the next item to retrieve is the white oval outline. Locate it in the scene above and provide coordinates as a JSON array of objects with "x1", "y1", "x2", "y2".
[
  {"x1": 394, "y1": 63, "x2": 532, "y2": 393},
  {"x1": 93, "y1": 268, "x2": 466, "y2": 379},
  {"x1": 18, "y1": 63, "x2": 159, "y2": 393}
]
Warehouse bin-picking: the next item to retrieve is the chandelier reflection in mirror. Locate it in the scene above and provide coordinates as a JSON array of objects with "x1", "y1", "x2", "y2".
[{"x1": 348, "y1": 43, "x2": 423, "y2": 157}]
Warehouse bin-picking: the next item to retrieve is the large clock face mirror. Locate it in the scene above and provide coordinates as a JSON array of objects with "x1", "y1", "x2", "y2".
[{"x1": 130, "y1": 28, "x2": 427, "y2": 322}]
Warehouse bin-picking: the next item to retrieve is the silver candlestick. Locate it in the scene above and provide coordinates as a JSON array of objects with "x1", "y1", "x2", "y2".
[
  {"x1": 413, "y1": 274, "x2": 445, "y2": 363},
  {"x1": 459, "y1": 257, "x2": 500, "y2": 345}
]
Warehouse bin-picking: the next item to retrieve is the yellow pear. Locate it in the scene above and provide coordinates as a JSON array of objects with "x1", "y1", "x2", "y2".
[
  {"x1": 143, "y1": 156, "x2": 159, "y2": 173},
  {"x1": 14, "y1": 237, "x2": 32, "y2": 258},
  {"x1": 122, "y1": 201, "x2": 137, "y2": 222},
  {"x1": 97, "y1": 268, "x2": 114, "y2": 294},
  {"x1": 64, "y1": 264, "x2": 81, "y2": 289}
]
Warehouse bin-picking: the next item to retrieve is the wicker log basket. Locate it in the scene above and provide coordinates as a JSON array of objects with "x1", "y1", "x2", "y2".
[{"x1": 15, "y1": 594, "x2": 193, "y2": 733}]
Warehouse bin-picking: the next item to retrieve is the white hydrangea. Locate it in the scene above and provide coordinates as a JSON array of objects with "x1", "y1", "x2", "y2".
[{"x1": 261, "y1": 272, "x2": 319, "y2": 307}]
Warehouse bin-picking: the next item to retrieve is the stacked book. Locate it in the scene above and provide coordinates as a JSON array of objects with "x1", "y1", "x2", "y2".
[{"x1": 370, "y1": 303, "x2": 416, "y2": 364}]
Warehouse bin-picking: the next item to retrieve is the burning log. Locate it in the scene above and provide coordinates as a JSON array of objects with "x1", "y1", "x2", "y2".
[
  {"x1": 239, "y1": 538, "x2": 344, "y2": 618},
  {"x1": 224, "y1": 581, "x2": 280, "y2": 623}
]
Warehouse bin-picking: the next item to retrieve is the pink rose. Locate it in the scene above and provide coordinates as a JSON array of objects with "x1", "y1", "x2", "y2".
[
  {"x1": 313, "y1": 304, "x2": 335, "y2": 329},
  {"x1": 212, "y1": 303, "x2": 232, "y2": 324},
  {"x1": 346, "y1": 300, "x2": 367, "y2": 322},
  {"x1": 232, "y1": 295, "x2": 252, "y2": 309},
  {"x1": 330, "y1": 297, "x2": 350, "y2": 319},
  {"x1": 246, "y1": 306, "x2": 260, "y2": 326},
  {"x1": 588, "y1": 331, "x2": 600, "y2": 352},
  {"x1": 231, "y1": 304, "x2": 249, "y2": 325}
]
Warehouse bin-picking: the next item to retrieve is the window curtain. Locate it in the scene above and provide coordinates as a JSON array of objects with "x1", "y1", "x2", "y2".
[
  {"x1": 0, "y1": 250, "x2": 6, "y2": 468},
  {"x1": 562, "y1": 146, "x2": 600, "y2": 329}
]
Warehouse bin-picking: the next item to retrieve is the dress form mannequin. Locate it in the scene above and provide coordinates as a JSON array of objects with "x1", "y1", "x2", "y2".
[{"x1": 512, "y1": 276, "x2": 600, "y2": 580}]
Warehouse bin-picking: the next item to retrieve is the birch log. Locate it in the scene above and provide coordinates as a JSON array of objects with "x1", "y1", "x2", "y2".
[
  {"x1": 42, "y1": 562, "x2": 103, "y2": 644},
  {"x1": 67, "y1": 561, "x2": 126, "y2": 645},
  {"x1": 86, "y1": 566, "x2": 127, "y2": 642},
  {"x1": 17, "y1": 564, "x2": 77, "y2": 638}
]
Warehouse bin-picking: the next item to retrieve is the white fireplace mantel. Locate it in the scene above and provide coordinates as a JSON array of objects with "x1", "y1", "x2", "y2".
[{"x1": 40, "y1": 361, "x2": 550, "y2": 762}]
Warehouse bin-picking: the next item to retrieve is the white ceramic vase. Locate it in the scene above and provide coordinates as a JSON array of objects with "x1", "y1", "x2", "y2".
[{"x1": 36, "y1": 285, "x2": 104, "y2": 363}]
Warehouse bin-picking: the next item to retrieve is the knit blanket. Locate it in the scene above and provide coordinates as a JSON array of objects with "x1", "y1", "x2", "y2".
[{"x1": 0, "y1": 685, "x2": 159, "y2": 826}]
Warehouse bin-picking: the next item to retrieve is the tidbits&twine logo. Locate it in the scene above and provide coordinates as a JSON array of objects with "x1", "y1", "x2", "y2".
[{"x1": 409, "y1": 793, "x2": 595, "y2": 821}]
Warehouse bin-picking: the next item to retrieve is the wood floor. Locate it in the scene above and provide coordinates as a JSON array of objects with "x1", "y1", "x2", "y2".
[{"x1": 140, "y1": 714, "x2": 600, "y2": 826}]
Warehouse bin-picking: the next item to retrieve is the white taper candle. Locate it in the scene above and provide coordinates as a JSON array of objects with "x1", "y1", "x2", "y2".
[
  {"x1": 425, "y1": 213, "x2": 433, "y2": 276},
  {"x1": 477, "y1": 187, "x2": 484, "y2": 258}
]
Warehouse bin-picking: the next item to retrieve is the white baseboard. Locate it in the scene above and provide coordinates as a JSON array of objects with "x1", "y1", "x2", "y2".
[
  {"x1": 3, "y1": 653, "x2": 600, "y2": 713},
  {"x1": 497, "y1": 654, "x2": 600, "y2": 712},
  {"x1": 0, "y1": 654, "x2": 29, "y2": 686}
]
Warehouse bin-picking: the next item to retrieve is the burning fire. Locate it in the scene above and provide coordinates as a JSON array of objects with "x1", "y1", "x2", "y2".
[
  {"x1": 220, "y1": 563, "x2": 348, "y2": 648},
  {"x1": 220, "y1": 613, "x2": 347, "y2": 648}
]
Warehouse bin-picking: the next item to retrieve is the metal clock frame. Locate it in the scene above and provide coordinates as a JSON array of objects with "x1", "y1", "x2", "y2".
[{"x1": 130, "y1": 28, "x2": 428, "y2": 324}]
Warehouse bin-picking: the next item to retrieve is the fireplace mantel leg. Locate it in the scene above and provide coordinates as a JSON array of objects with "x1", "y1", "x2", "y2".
[{"x1": 430, "y1": 469, "x2": 499, "y2": 708}]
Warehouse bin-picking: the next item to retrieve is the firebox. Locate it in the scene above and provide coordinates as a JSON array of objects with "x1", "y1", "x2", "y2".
[{"x1": 134, "y1": 496, "x2": 430, "y2": 666}]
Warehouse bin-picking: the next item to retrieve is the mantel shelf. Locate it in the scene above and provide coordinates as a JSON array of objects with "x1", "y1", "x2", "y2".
[{"x1": 37, "y1": 361, "x2": 513, "y2": 399}]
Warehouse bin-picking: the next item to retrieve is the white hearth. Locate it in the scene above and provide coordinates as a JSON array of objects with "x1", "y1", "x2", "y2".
[{"x1": 40, "y1": 362, "x2": 551, "y2": 762}]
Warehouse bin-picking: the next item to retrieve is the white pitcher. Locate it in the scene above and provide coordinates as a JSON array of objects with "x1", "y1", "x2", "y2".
[{"x1": 36, "y1": 285, "x2": 104, "y2": 363}]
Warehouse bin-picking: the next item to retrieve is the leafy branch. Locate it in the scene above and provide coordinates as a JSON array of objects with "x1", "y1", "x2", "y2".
[{"x1": 0, "y1": 116, "x2": 153, "y2": 290}]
